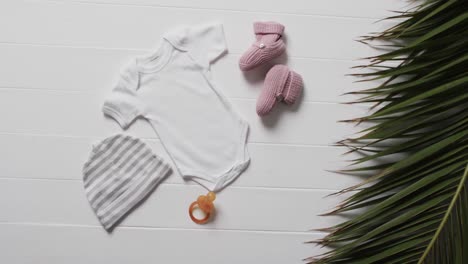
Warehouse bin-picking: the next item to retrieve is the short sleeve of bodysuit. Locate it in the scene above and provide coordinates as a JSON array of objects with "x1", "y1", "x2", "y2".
[{"x1": 102, "y1": 66, "x2": 144, "y2": 129}]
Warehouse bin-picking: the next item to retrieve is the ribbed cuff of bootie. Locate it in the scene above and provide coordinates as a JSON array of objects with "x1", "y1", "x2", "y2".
[
  {"x1": 283, "y1": 71, "x2": 303, "y2": 105},
  {"x1": 254, "y1": 22, "x2": 285, "y2": 35}
]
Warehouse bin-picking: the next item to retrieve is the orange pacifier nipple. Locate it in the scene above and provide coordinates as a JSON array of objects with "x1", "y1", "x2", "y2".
[{"x1": 189, "y1": 191, "x2": 216, "y2": 224}]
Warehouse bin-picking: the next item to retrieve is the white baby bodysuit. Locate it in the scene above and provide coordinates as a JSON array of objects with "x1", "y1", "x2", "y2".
[{"x1": 103, "y1": 22, "x2": 250, "y2": 192}]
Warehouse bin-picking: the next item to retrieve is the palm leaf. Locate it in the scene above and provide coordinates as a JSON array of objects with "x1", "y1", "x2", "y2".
[{"x1": 308, "y1": 0, "x2": 468, "y2": 263}]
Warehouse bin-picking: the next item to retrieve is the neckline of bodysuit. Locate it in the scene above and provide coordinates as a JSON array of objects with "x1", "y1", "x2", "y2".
[{"x1": 135, "y1": 39, "x2": 174, "y2": 74}]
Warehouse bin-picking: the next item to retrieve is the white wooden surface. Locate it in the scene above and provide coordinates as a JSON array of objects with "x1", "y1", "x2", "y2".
[{"x1": 0, "y1": 1, "x2": 403, "y2": 263}]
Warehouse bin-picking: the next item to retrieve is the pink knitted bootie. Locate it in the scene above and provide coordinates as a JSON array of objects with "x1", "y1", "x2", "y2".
[
  {"x1": 239, "y1": 22, "x2": 286, "y2": 71},
  {"x1": 256, "y1": 65, "x2": 303, "y2": 116}
]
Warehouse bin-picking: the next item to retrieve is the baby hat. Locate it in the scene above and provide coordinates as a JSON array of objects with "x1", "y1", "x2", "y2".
[{"x1": 82, "y1": 134, "x2": 172, "y2": 231}]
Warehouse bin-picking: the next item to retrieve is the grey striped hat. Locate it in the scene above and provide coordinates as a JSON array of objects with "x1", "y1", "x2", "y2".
[{"x1": 82, "y1": 134, "x2": 171, "y2": 231}]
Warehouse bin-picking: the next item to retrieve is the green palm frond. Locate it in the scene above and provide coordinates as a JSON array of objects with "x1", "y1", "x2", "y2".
[{"x1": 308, "y1": 1, "x2": 468, "y2": 263}]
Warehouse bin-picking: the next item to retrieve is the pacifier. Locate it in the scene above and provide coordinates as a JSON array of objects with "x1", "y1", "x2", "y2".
[{"x1": 188, "y1": 191, "x2": 216, "y2": 224}]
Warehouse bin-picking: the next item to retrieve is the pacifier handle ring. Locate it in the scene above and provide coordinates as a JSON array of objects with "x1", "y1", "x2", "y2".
[{"x1": 189, "y1": 201, "x2": 211, "y2": 224}]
